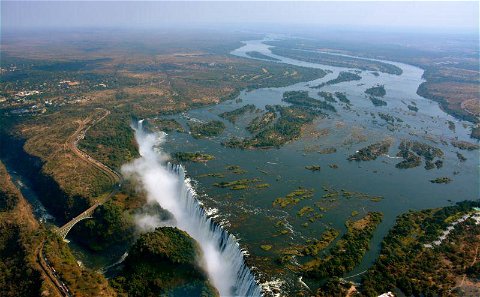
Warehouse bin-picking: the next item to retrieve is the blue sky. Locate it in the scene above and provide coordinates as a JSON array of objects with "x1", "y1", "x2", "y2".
[{"x1": 2, "y1": 1, "x2": 478, "y2": 33}]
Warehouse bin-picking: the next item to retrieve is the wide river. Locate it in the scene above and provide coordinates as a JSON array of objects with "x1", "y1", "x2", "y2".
[{"x1": 158, "y1": 38, "x2": 479, "y2": 293}]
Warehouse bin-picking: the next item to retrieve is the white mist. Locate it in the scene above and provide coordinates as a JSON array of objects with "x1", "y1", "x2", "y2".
[{"x1": 121, "y1": 123, "x2": 262, "y2": 297}]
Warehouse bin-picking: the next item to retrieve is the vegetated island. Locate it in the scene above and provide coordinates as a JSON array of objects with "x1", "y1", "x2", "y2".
[
  {"x1": 370, "y1": 96, "x2": 387, "y2": 107},
  {"x1": 282, "y1": 90, "x2": 336, "y2": 112},
  {"x1": 395, "y1": 140, "x2": 444, "y2": 170},
  {"x1": 219, "y1": 104, "x2": 257, "y2": 123},
  {"x1": 247, "y1": 110, "x2": 277, "y2": 134},
  {"x1": 430, "y1": 177, "x2": 452, "y2": 184},
  {"x1": 188, "y1": 120, "x2": 225, "y2": 138},
  {"x1": 365, "y1": 84, "x2": 386, "y2": 97},
  {"x1": 347, "y1": 140, "x2": 392, "y2": 161},
  {"x1": 145, "y1": 118, "x2": 185, "y2": 133},
  {"x1": 451, "y1": 140, "x2": 479, "y2": 151},
  {"x1": 268, "y1": 46, "x2": 403, "y2": 75},
  {"x1": 174, "y1": 152, "x2": 215, "y2": 163},
  {"x1": 223, "y1": 103, "x2": 321, "y2": 149},
  {"x1": 318, "y1": 91, "x2": 337, "y2": 103},
  {"x1": 301, "y1": 212, "x2": 383, "y2": 279},
  {"x1": 305, "y1": 165, "x2": 321, "y2": 171},
  {"x1": 334, "y1": 92, "x2": 351, "y2": 104},
  {"x1": 245, "y1": 51, "x2": 280, "y2": 61},
  {"x1": 407, "y1": 104, "x2": 419, "y2": 112},
  {"x1": 311, "y1": 71, "x2": 362, "y2": 88}
]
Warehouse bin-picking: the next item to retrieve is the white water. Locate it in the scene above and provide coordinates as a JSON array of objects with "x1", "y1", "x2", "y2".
[{"x1": 122, "y1": 122, "x2": 262, "y2": 297}]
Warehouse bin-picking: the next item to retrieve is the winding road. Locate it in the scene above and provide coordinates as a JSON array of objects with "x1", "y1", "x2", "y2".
[{"x1": 39, "y1": 108, "x2": 123, "y2": 296}]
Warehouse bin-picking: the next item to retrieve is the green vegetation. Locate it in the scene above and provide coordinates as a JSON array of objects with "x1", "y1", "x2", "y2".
[
  {"x1": 225, "y1": 165, "x2": 247, "y2": 174},
  {"x1": 260, "y1": 245, "x2": 273, "y2": 251},
  {"x1": 111, "y1": 227, "x2": 218, "y2": 297},
  {"x1": 318, "y1": 147, "x2": 337, "y2": 154},
  {"x1": 0, "y1": 162, "x2": 44, "y2": 296},
  {"x1": 302, "y1": 229, "x2": 339, "y2": 257},
  {"x1": 312, "y1": 71, "x2": 362, "y2": 89},
  {"x1": 451, "y1": 140, "x2": 479, "y2": 151},
  {"x1": 369, "y1": 96, "x2": 387, "y2": 107},
  {"x1": 219, "y1": 104, "x2": 257, "y2": 123},
  {"x1": 278, "y1": 228, "x2": 340, "y2": 265},
  {"x1": 269, "y1": 46, "x2": 402, "y2": 75},
  {"x1": 407, "y1": 104, "x2": 419, "y2": 112},
  {"x1": 273, "y1": 188, "x2": 314, "y2": 208},
  {"x1": 471, "y1": 126, "x2": 480, "y2": 140},
  {"x1": 245, "y1": 51, "x2": 280, "y2": 61},
  {"x1": 214, "y1": 178, "x2": 262, "y2": 190},
  {"x1": 224, "y1": 105, "x2": 319, "y2": 149},
  {"x1": 79, "y1": 111, "x2": 138, "y2": 170},
  {"x1": 188, "y1": 120, "x2": 225, "y2": 138},
  {"x1": 365, "y1": 84, "x2": 386, "y2": 97},
  {"x1": 302, "y1": 212, "x2": 383, "y2": 278},
  {"x1": 348, "y1": 140, "x2": 392, "y2": 161},
  {"x1": 377, "y1": 112, "x2": 395, "y2": 123},
  {"x1": 197, "y1": 172, "x2": 225, "y2": 178},
  {"x1": 305, "y1": 165, "x2": 321, "y2": 171},
  {"x1": 334, "y1": 92, "x2": 350, "y2": 104},
  {"x1": 246, "y1": 111, "x2": 276, "y2": 134},
  {"x1": 361, "y1": 201, "x2": 480, "y2": 296},
  {"x1": 318, "y1": 91, "x2": 337, "y2": 103},
  {"x1": 447, "y1": 120, "x2": 456, "y2": 132},
  {"x1": 44, "y1": 233, "x2": 116, "y2": 296},
  {"x1": 456, "y1": 152, "x2": 467, "y2": 162},
  {"x1": 298, "y1": 206, "x2": 315, "y2": 217},
  {"x1": 282, "y1": 91, "x2": 336, "y2": 112},
  {"x1": 174, "y1": 152, "x2": 215, "y2": 163},
  {"x1": 71, "y1": 200, "x2": 134, "y2": 251},
  {"x1": 396, "y1": 140, "x2": 444, "y2": 169},
  {"x1": 145, "y1": 118, "x2": 184, "y2": 133},
  {"x1": 430, "y1": 177, "x2": 452, "y2": 184}
]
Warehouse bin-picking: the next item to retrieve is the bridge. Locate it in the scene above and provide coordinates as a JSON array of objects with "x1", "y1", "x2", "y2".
[
  {"x1": 55, "y1": 108, "x2": 123, "y2": 239},
  {"x1": 36, "y1": 109, "x2": 125, "y2": 296},
  {"x1": 57, "y1": 203, "x2": 97, "y2": 239}
]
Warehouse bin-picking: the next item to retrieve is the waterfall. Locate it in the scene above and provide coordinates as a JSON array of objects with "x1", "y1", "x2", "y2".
[{"x1": 122, "y1": 121, "x2": 262, "y2": 297}]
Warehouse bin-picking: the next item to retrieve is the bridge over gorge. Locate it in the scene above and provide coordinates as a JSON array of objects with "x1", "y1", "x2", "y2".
[
  {"x1": 37, "y1": 109, "x2": 124, "y2": 296},
  {"x1": 55, "y1": 108, "x2": 123, "y2": 239}
]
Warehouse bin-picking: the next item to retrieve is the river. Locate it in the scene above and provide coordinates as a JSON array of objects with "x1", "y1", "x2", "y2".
[{"x1": 156, "y1": 37, "x2": 479, "y2": 293}]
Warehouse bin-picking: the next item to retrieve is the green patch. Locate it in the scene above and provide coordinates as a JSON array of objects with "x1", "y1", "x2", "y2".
[
  {"x1": 260, "y1": 245, "x2": 273, "y2": 251},
  {"x1": 146, "y1": 118, "x2": 184, "y2": 133},
  {"x1": 305, "y1": 165, "x2": 321, "y2": 171},
  {"x1": 430, "y1": 177, "x2": 452, "y2": 184},
  {"x1": 273, "y1": 188, "x2": 314, "y2": 208},
  {"x1": 214, "y1": 178, "x2": 262, "y2": 190},
  {"x1": 224, "y1": 105, "x2": 320, "y2": 149},
  {"x1": 365, "y1": 84, "x2": 386, "y2": 97},
  {"x1": 188, "y1": 120, "x2": 225, "y2": 138},
  {"x1": 174, "y1": 152, "x2": 215, "y2": 163},
  {"x1": 302, "y1": 212, "x2": 383, "y2": 278},
  {"x1": 225, "y1": 165, "x2": 247, "y2": 174},
  {"x1": 219, "y1": 104, "x2": 257, "y2": 123},
  {"x1": 298, "y1": 206, "x2": 315, "y2": 217}
]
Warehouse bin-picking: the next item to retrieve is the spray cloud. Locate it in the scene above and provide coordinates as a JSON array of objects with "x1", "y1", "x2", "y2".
[{"x1": 121, "y1": 122, "x2": 262, "y2": 297}]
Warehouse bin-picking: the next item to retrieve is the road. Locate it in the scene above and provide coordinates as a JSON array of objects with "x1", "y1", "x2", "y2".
[{"x1": 39, "y1": 108, "x2": 123, "y2": 296}]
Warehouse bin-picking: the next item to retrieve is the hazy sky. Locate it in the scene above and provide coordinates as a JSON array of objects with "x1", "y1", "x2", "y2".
[{"x1": 2, "y1": 1, "x2": 479, "y2": 33}]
